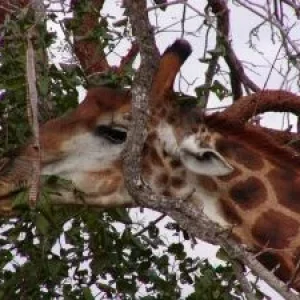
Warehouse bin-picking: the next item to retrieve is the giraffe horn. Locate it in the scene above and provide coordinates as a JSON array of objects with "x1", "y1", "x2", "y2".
[{"x1": 151, "y1": 39, "x2": 192, "y2": 98}]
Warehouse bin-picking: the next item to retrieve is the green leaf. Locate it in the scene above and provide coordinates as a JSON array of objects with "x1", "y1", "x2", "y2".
[
  {"x1": 83, "y1": 287, "x2": 94, "y2": 300},
  {"x1": 216, "y1": 247, "x2": 230, "y2": 262},
  {"x1": 148, "y1": 223, "x2": 159, "y2": 239},
  {"x1": 168, "y1": 243, "x2": 186, "y2": 260},
  {"x1": 109, "y1": 208, "x2": 132, "y2": 224},
  {"x1": 38, "y1": 76, "x2": 49, "y2": 97},
  {"x1": 36, "y1": 213, "x2": 50, "y2": 236},
  {"x1": 12, "y1": 190, "x2": 29, "y2": 210}
]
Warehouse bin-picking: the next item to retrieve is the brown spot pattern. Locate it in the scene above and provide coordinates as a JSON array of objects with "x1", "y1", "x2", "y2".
[
  {"x1": 170, "y1": 158, "x2": 182, "y2": 169},
  {"x1": 229, "y1": 176, "x2": 267, "y2": 210},
  {"x1": 141, "y1": 160, "x2": 152, "y2": 177},
  {"x1": 218, "y1": 167, "x2": 242, "y2": 182},
  {"x1": 198, "y1": 175, "x2": 218, "y2": 192},
  {"x1": 162, "y1": 189, "x2": 172, "y2": 197},
  {"x1": 155, "y1": 106, "x2": 167, "y2": 119},
  {"x1": 171, "y1": 176, "x2": 185, "y2": 189},
  {"x1": 257, "y1": 252, "x2": 291, "y2": 282},
  {"x1": 156, "y1": 173, "x2": 169, "y2": 187},
  {"x1": 102, "y1": 174, "x2": 122, "y2": 196},
  {"x1": 167, "y1": 113, "x2": 176, "y2": 124},
  {"x1": 268, "y1": 168, "x2": 300, "y2": 213},
  {"x1": 149, "y1": 148, "x2": 164, "y2": 167},
  {"x1": 252, "y1": 210, "x2": 299, "y2": 249},
  {"x1": 215, "y1": 138, "x2": 264, "y2": 170},
  {"x1": 147, "y1": 131, "x2": 158, "y2": 144},
  {"x1": 219, "y1": 198, "x2": 242, "y2": 225},
  {"x1": 87, "y1": 171, "x2": 122, "y2": 196}
]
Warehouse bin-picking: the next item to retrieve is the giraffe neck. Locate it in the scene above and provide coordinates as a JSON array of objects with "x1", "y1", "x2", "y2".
[{"x1": 211, "y1": 132, "x2": 300, "y2": 289}]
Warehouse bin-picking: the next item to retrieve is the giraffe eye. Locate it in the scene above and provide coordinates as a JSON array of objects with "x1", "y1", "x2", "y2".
[{"x1": 94, "y1": 125, "x2": 127, "y2": 144}]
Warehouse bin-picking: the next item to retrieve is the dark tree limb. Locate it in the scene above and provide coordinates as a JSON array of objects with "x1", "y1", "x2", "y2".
[
  {"x1": 281, "y1": 0, "x2": 300, "y2": 17},
  {"x1": 69, "y1": 0, "x2": 140, "y2": 83},
  {"x1": 221, "y1": 90, "x2": 300, "y2": 123},
  {"x1": 70, "y1": 0, "x2": 110, "y2": 75},
  {"x1": 218, "y1": 89, "x2": 300, "y2": 152},
  {"x1": 207, "y1": 0, "x2": 260, "y2": 99}
]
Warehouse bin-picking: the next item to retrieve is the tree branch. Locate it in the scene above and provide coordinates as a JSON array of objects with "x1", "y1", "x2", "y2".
[
  {"x1": 122, "y1": 0, "x2": 159, "y2": 204},
  {"x1": 26, "y1": 28, "x2": 41, "y2": 206},
  {"x1": 220, "y1": 89, "x2": 300, "y2": 123},
  {"x1": 70, "y1": 0, "x2": 110, "y2": 76},
  {"x1": 207, "y1": 0, "x2": 260, "y2": 99}
]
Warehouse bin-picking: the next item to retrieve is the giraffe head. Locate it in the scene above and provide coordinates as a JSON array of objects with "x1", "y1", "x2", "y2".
[{"x1": 0, "y1": 40, "x2": 236, "y2": 209}]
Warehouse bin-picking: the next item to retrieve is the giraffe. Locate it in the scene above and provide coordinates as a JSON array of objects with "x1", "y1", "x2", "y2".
[
  {"x1": 179, "y1": 113, "x2": 300, "y2": 291},
  {"x1": 1, "y1": 39, "x2": 300, "y2": 290}
]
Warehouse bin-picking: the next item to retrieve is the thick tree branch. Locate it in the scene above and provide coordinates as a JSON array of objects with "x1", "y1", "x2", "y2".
[
  {"x1": 202, "y1": 45, "x2": 221, "y2": 107},
  {"x1": 122, "y1": 0, "x2": 159, "y2": 203},
  {"x1": 221, "y1": 89, "x2": 300, "y2": 123}
]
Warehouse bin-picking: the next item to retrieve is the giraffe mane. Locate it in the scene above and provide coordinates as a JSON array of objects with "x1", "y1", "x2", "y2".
[{"x1": 204, "y1": 113, "x2": 300, "y2": 170}]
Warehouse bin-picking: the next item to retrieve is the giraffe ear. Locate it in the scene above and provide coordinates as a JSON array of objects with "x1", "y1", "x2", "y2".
[{"x1": 179, "y1": 135, "x2": 233, "y2": 176}]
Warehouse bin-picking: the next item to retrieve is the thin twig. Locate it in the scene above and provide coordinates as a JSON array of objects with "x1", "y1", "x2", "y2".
[
  {"x1": 26, "y1": 28, "x2": 41, "y2": 207},
  {"x1": 134, "y1": 213, "x2": 166, "y2": 237}
]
